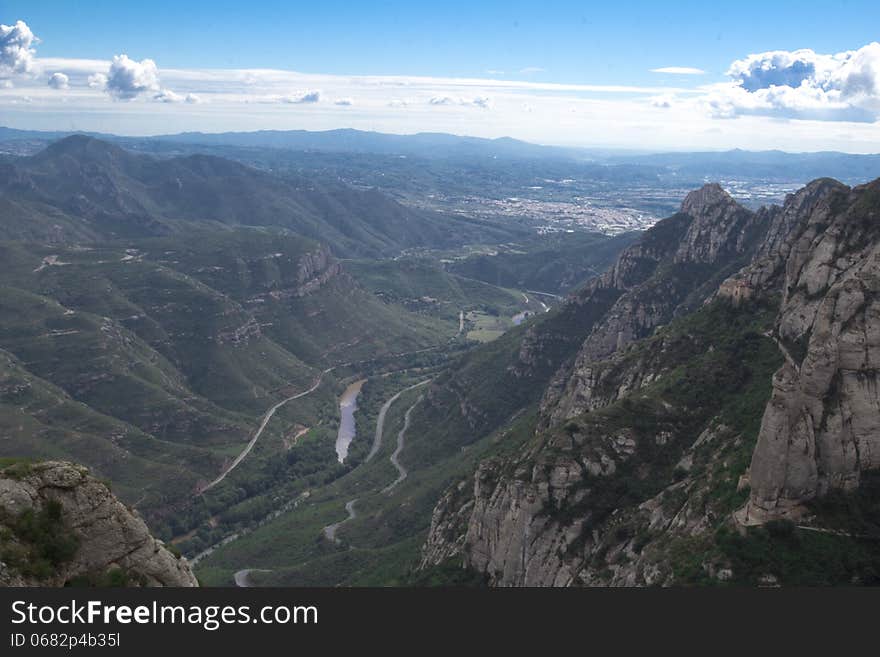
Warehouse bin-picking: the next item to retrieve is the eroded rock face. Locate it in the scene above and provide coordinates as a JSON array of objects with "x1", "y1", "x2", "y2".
[
  {"x1": 422, "y1": 177, "x2": 880, "y2": 586},
  {"x1": 0, "y1": 461, "x2": 198, "y2": 587},
  {"x1": 739, "y1": 180, "x2": 880, "y2": 523}
]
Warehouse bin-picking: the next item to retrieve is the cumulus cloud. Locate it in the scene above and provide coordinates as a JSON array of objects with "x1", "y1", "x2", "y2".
[
  {"x1": 153, "y1": 88, "x2": 182, "y2": 103},
  {"x1": 0, "y1": 19, "x2": 37, "y2": 79},
  {"x1": 106, "y1": 54, "x2": 160, "y2": 100},
  {"x1": 283, "y1": 90, "x2": 321, "y2": 104},
  {"x1": 154, "y1": 88, "x2": 202, "y2": 104},
  {"x1": 707, "y1": 42, "x2": 880, "y2": 122},
  {"x1": 47, "y1": 72, "x2": 69, "y2": 90},
  {"x1": 651, "y1": 67, "x2": 704, "y2": 75}
]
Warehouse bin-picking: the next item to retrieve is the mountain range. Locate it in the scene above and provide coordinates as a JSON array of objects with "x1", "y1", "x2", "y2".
[
  {"x1": 1, "y1": 133, "x2": 879, "y2": 587},
  {"x1": 417, "y1": 177, "x2": 880, "y2": 585}
]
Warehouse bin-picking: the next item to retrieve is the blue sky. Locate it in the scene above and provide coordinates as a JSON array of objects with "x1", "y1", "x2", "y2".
[
  {"x1": 9, "y1": 1, "x2": 880, "y2": 82},
  {"x1": 2, "y1": 1, "x2": 880, "y2": 151}
]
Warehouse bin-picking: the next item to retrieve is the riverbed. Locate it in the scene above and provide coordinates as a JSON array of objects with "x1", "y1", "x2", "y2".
[{"x1": 335, "y1": 379, "x2": 366, "y2": 463}]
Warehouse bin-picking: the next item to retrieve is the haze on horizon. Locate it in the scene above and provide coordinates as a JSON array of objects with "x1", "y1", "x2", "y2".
[{"x1": 2, "y1": 1, "x2": 880, "y2": 153}]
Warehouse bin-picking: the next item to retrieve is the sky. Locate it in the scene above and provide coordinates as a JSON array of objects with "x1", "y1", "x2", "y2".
[{"x1": 2, "y1": 1, "x2": 880, "y2": 152}]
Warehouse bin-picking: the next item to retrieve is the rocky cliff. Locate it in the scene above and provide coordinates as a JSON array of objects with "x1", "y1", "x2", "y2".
[
  {"x1": 735, "y1": 179, "x2": 880, "y2": 523},
  {"x1": 542, "y1": 184, "x2": 762, "y2": 428},
  {"x1": 421, "y1": 177, "x2": 880, "y2": 586},
  {"x1": 0, "y1": 461, "x2": 198, "y2": 586}
]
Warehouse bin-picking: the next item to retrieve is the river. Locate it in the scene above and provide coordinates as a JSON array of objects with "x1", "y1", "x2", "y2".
[{"x1": 335, "y1": 379, "x2": 366, "y2": 463}]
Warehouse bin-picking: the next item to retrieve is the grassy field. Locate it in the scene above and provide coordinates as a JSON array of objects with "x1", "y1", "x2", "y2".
[{"x1": 464, "y1": 310, "x2": 512, "y2": 342}]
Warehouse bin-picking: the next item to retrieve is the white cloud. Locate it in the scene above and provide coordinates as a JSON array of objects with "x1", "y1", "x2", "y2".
[
  {"x1": 283, "y1": 90, "x2": 321, "y2": 104},
  {"x1": 6, "y1": 35, "x2": 880, "y2": 152},
  {"x1": 334, "y1": 97, "x2": 353, "y2": 106},
  {"x1": 88, "y1": 72, "x2": 108, "y2": 89},
  {"x1": 153, "y1": 88, "x2": 183, "y2": 103},
  {"x1": 651, "y1": 67, "x2": 705, "y2": 75},
  {"x1": 429, "y1": 95, "x2": 493, "y2": 108},
  {"x1": 154, "y1": 88, "x2": 202, "y2": 104},
  {"x1": 519, "y1": 66, "x2": 545, "y2": 75},
  {"x1": 47, "y1": 72, "x2": 69, "y2": 90},
  {"x1": 650, "y1": 94, "x2": 674, "y2": 108},
  {"x1": 106, "y1": 54, "x2": 160, "y2": 100},
  {"x1": 0, "y1": 20, "x2": 37, "y2": 79},
  {"x1": 707, "y1": 42, "x2": 880, "y2": 122}
]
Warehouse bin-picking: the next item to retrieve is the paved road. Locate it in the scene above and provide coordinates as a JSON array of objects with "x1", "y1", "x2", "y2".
[
  {"x1": 322, "y1": 499, "x2": 358, "y2": 543},
  {"x1": 525, "y1": 289, "x2": 562, "y2": 300},
  {"x1": 200, "y1": 367, "x2": 333, "y2": 494},
  {"x1": 365, "y1": 379, "x2": 432, "y2": 463},
  {"x1": 382, "y1": 394, "x2": 424, "y2": 494}
]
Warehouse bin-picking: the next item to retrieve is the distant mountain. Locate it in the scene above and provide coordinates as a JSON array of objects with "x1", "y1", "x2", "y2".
[
  {"x1": 146, "y1": 128, "x2": 579, "y2": 160},
  {"x1": 0, "y1": 135, "x2": 523, "y2": 255},
  {"x1": 606, "y1": 149, "x2": 880, "y2": 184},
  {"x1": 0, "y1": 126, "x2": 578, "y2": 161}
]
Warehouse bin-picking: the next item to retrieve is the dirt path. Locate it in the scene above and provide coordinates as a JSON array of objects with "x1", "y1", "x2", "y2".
[{"x1": 764, "y1": 331, "x2": 800, "y2": 373}]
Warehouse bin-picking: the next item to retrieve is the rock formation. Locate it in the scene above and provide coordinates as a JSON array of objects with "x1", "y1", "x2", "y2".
[
  {"x1": 421, "y1": 177, "x2": 880, "y2": 586},
  {"x1": 0, "y1": 461, "x2": 198, "y2": 586}
]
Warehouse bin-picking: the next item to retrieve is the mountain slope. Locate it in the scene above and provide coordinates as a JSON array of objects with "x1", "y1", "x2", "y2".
[
  {"x1": 0, "y1": 227, "x2": 460, "y2": 527},
  {"x1": 419, "y1": 177, "x2": 880, "y2": 586},
  {"x1": 0, "y1": 135, "x2": 522, "y2": 255}
]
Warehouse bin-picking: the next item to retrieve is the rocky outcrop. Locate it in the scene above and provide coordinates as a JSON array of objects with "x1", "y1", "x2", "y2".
[
  {"x1": 738, "y1": 180, "x2": 880, "y2": 523},
  {"x1": 259, "y1": 246, "x2": 342, "y2": 301},
  {"x1": 542, "y1": 185, "x2": 762, "y2": 428},
  {"x1": 293, "y1": 246, "x2": 342, "y2": 297},
  {"x1": 717, "y1": 179, "x2": 846, "y2": 304},
  {"x1": 0, "y1": 461, "x2": 198, "y2": 587}
]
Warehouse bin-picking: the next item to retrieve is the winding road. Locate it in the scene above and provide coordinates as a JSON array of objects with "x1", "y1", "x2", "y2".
[
  {"x1": 322, "y1": 378, "x2": 432, "y2": 545},
  {"x1": 200, "y1": 367, "x2": 334, "y2": 494},
  {"x1": 382, "y1": 394, "x2": 424, "y2": 494},
  {"x1": 366, "y1": 379, "x2": 432, "y2": 463},
  {"x1": 322, "y1": 499, "x2": 358, "y2": 543},
  {"x1": 233, "y1": 568, "x2": 270, "y2": 587}
]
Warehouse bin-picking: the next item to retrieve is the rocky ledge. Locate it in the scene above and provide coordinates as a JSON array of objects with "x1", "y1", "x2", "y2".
[{"x1": 0, "y1": 461, "x2": 197, "y2": 587}]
